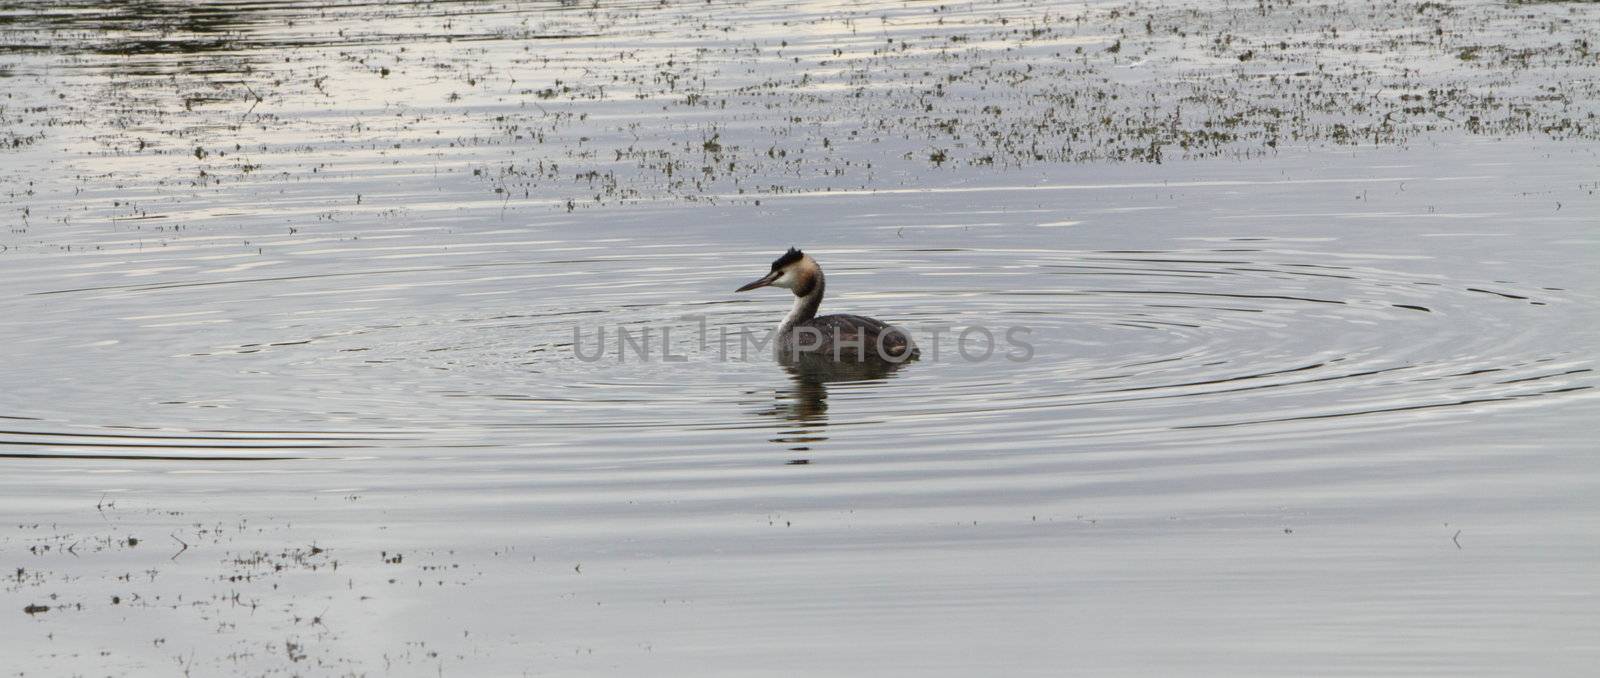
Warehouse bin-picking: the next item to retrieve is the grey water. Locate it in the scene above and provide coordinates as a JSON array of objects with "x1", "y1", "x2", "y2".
[{"x1": 2, "y1": 1, "x2": 1598, "y2": 675}]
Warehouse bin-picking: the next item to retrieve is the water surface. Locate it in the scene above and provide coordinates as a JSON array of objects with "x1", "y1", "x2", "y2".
[{"x1": 2, "y1": 1, "x2": 1598, "y2": 675}]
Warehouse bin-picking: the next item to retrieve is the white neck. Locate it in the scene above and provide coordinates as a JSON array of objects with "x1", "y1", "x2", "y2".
[
  {"x1": 778, "y1": 294, "x2": 808, "y2": 335},
  {"x1": 777, "y1": 271, "x2": 824, "y2": 336}
]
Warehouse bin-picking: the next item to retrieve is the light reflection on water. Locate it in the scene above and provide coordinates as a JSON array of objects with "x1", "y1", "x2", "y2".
[{"x1": 1, "y1": 0, "x2": 1598, "y2": 675}]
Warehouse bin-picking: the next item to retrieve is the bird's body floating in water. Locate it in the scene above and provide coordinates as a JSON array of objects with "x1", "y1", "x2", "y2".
[{"x1": 736, "y1": 248, "x2": 917, "y2": 360}]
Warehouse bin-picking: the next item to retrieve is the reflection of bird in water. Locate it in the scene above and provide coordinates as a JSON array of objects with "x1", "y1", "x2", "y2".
[
  {"x1": 735, "y1": 248, "x2": 918, "y2": 359},
  {"x1": 757, "y1": 352, "x2": 913, "y2": 458}
]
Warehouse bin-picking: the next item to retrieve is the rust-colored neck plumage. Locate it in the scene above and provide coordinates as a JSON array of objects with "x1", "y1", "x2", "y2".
[{"x1": 780, "y1": 266, "x2": 824, "y2": 332}]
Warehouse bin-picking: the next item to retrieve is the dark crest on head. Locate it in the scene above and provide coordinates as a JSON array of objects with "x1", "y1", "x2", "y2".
[{"x1": 771, "y1": 247, "x2": 804, "y2": 271}]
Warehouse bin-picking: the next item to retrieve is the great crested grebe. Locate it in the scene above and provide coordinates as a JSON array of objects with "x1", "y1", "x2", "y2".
[{"x1": 735, "y1": 248, "x2": 917, "y2": 359}]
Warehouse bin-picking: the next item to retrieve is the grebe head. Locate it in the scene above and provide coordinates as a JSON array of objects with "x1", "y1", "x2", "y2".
[{"x1": 735, "y1": 247, "x2": 821, "y2": 296}]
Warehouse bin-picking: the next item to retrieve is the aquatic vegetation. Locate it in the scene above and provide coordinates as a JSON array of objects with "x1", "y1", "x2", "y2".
[{"x1": 0, "y1": 1, "x2": 1596, "y2": 676}]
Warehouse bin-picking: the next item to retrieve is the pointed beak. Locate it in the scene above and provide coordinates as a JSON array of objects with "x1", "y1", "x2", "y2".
[{"x1": 736, "y1": 271, "x2": 779, "y2": 292}]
